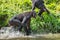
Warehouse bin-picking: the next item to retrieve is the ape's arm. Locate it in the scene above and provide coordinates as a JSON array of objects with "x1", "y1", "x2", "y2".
[
  {"x1": 22, "y1": 17, "x2": 27, "y2": 24},
  {"x1": 32, "y1": 3, "x2": 35, "y2": 10},
  {"x1": 32, "y1": 0, "x2": 36, "y2": 10},
  {"x1": 22, "y1": 16, "x2": 30, "y2": 24}
]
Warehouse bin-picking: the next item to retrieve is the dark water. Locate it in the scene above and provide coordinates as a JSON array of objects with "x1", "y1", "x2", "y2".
[{"x1": 0, "y1": 27, "x2": 60, "y2": 40}]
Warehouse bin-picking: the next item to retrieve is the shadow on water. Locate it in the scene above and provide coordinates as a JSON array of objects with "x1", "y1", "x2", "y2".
[{"x1": 0, "y1": 27, "x2": 60, "y2": 40}]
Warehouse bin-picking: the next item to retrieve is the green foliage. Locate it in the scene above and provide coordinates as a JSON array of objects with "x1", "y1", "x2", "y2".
[
  {"x1": 0, "y1": 0, "x2": 60, "y2": 33},
  {"x1": 0, "y1": 13, "x2": 8, "y2": 27},
  {"x1": 31, "y1": 12, "x2": 60, "y2": 33}
]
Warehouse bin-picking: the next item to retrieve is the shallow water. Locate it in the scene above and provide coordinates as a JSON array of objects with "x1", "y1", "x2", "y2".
[{"x1": 0, "y1": 27, "x2": 60, "y2": 40}]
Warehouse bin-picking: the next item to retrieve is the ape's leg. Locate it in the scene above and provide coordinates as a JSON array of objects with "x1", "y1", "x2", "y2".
[
  {"x1": 38, "y1": 8, "x2": 45, "y2": 20},
  {"x1": 10, "y1": 26, "x2": 16, "y2": 32},
  {"x1": 24, "y1": 24, "x2": 31, "y2": 35},
  {"x1": 38, "y1": 8, "x2": 44, "y2": 16},
  {"x1": 43, "y1": 5, "x2": 50, "y2": 14},
  {"x1": 14, "y1": 19, "x2": 22, "y2": 31},
  {"x1": 38, "y1": 3, "x2": 50, "y2": 16},
  {"x1": 24, "y1": 26, "x2": 29, "y2": 35},
  {"x1": 27, "y1": 26, "x2": 31, "y2": 35},
  {"x1": 18, "y1": 26, "x2": 23, "y2": 31},
  {"x1": 9, "y1": 19, "x2": 22, "y2": 31}
]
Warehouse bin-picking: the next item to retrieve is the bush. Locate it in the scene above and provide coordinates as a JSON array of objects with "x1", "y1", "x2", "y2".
[
  {"x1": 0, "y1": 13, "x2": 9, "y2": 27},
  {"x1": 0, "y1": 0, "x2": 60, "y2": 33}
]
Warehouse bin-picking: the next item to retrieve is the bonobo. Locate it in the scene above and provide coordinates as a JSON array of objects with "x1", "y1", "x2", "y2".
[
  {"x1": 31, "y1": 0, "x2": 50, "y2": 16},
  {"x1": 9, "y1": 11, "x2": 36, "y2": 35}
]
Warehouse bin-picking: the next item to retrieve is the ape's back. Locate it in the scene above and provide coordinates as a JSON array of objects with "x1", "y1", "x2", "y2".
[{"x1": 15, "y1": 11, "x2": 32, "y2": 21}]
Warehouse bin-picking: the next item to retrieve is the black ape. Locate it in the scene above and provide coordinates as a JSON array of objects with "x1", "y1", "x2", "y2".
[
  {"x1": 31, "y1": 0, "x2": 50, "y2": 16},
  {"x1": 9, "y1": 11, "x2": 36, "y2": 35}
]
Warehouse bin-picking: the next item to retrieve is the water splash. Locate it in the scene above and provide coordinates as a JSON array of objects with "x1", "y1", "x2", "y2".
[
  {"x1": 0, "y1": 27, "x2": 50, "y2": 39},
  {"x1": 0, "y1": 27, "x2": 25, "y2": 39}
]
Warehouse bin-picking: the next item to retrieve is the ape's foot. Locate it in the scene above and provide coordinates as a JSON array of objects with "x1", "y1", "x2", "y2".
[
  {"x1": 26, "y1": 30, "x2": 31, "y2": 36},
  {"x1": 19, "y1": 29, "x2": 21, "y2": 31},
  {"x1": 26, "y1": 33, "x2": 29, "y2": 35},
  {"x1": 26, "y1": 32, "x2": 31, "y2": 36}
]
